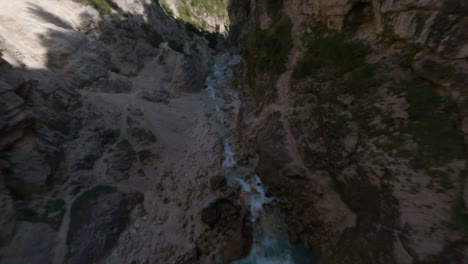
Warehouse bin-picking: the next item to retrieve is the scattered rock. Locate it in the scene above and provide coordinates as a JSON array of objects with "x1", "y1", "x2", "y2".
[{"x1": 209, "y1": 175, "x2": 227, "y2": 191}]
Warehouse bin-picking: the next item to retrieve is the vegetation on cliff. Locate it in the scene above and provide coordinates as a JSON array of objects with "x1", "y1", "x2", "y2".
[
  {"x1": 18, "y1": 199, "x2": 66, "y2": 230},
  {"x1": 160, "y1": 0, "x2": 228, "y2": 31},
  {"x1": 246, "y1": 15, "x2": 292, "y2": 74},
  {"x1": 75, "y1": 0, "x2": 117, "y2": 12},
  {"x1": 293, "y1": 28, "x2": 369, "y2": 78},
  {"x1": 390, "y1": 79, "x2": 466, "y2": 169},
  {"x1": 68, "y1": 185, "x2": 117, "y2": 243},
  {"x1": 243, "y1": 0, "x2": 292, "y2": 103}
]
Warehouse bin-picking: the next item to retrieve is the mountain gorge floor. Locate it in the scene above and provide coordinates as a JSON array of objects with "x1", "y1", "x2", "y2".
[
  {"x1": 0, "y1": 1, "x2": 249, "y2": 263},
  {"x1": 1, "y1": 0, "x2": 468, "y2": 264}
]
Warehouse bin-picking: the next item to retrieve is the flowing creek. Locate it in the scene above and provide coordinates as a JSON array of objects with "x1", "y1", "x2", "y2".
[{"x1": 205, "y1": 55, "x2": 314, "y2": 264}]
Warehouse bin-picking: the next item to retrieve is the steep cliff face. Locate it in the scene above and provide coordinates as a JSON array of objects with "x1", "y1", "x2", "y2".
[
  {"x1": 0, "y1": 0, "x2": 239, "y2": 263},
  {"x1": 159, "y1": 0, "x2": 230, "y2": 33},
  {"x1": 231, "y1": 0, "x2": 468, "y2": 263}
]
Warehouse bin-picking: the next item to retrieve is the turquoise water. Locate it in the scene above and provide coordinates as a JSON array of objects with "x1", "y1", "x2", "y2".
[{"x1": 206, "y1": 55, "x2": 315, "y2": 264}]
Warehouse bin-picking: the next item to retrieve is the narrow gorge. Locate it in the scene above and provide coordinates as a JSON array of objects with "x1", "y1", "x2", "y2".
[{"x1": 0, "y1": 0, "x2": 467, "y2": 264}]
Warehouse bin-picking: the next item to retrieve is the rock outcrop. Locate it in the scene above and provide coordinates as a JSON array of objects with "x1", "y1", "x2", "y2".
[
  {"x1": 230, "y1": 0, "x2": 468, "y2": 263},
  {"x1": 66, "y1": 187, "x2": 143, "y2": 264}
]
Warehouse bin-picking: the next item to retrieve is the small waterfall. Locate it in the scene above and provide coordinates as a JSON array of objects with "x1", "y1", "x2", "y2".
[
  {"x1": 222, "y1": 139, "x2": 236, "y2": 168},
  {"x1": 205, "y1": 55, "x2": 314, "y2": 264}
]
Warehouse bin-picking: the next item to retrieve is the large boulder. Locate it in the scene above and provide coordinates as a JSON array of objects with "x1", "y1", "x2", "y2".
[
  {"x1": 66, "y1": 186, "x2": 143, "y2": 264},
  {"x1": 201, "y1": 198, "x2": 253, "y2": 262}
]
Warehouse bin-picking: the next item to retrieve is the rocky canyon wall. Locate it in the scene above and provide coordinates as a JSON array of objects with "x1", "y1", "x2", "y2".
[
  {"x1": 230, "y1": 0, "x2": 468, "y2": 263},
  {"x1": 1, "y1": 0, "x2": 468, "y2": 263},
  {"x1": 0, "y1": 0, "x2": 238, "y2": 263}
]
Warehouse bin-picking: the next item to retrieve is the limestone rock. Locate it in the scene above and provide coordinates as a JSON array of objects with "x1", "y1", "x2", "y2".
[
  {"x1": 201, "y1": 198, "x2": 253, "y2": 262},
  {"x1": 67, "y1": 188, "x2": 144, "y2": 264}
]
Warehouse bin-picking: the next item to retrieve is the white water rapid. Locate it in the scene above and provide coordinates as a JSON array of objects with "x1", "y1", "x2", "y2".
[{"x1": 205, "y1": 55, "x2": 314, "y2": 264}]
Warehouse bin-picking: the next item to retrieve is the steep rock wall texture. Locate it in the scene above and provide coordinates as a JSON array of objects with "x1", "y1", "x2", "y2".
[
  {"x1": 0, "y1": 1, "x2": 236, "y2": 263},
  {"x1": 230, "y1": 0, "x2": 468, "y2": 263}
]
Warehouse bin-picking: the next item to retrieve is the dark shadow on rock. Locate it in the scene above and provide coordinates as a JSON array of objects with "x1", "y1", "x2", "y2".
[
  {"x1": 28, "y1": 2, "x2": 74, "y2": 30},
  {"x1": 0, "y1": 0, "x2": 231, "y2": 263}
]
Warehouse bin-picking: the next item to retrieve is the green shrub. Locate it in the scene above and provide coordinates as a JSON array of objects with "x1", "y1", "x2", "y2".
[
  {"x1": 391, "y1": 79, "x2": 466, "y2": 168},
  {"x1": 345, "y1": 63, "x2": 383, "y2": 96},
  {"x1": 428, "y1": 170, "x2": 454, "y2": 191},
  {"x1": 68, "y1": 185, "x2": 116, "y2": 243},
  {"x1": 177, "y1": 1, "x2": 194, "y2": 24},
  {"x1": 177, "y1": 0, "x2": 227, "y2": 33},
  {"x1": 247, "y1": 14, "x2": 293, "y2": 73},
  {"x1": 140, "y1": 23, "x2": 163, "y2": 48},
  {"x1": 293, "y1": 28, "x2": 369, "y2": 78},
  {"x1": 400, "y1": 50, "x2": 417, "y2": 68},
  {"x1": 168, "y1": 40, "x2": 185, "y2": 53},
  {"x1": 127, "y1": 128, "x2": 157, "y2": 143},
  {"x1": 160, "y1": 0, "x2": 174, "y2": 16},
  {"x1": 450, "y1": 195, "x2": 468, "y2": 230},
  {"x1": 191, "y1": 0, "x2": 227, "y2": 20},
  {"x1": 116, "y1": 139, "x2": 133, "y2": 151},
  {"x1": 75, "y1": 0, "x2": 117, "y2": 13},
  {"x1": 331, "y1": 114, "x2": 350, "y2": 137},
  {"x1": 266, "y1": 0, "x2": 283, "y2": 16}
]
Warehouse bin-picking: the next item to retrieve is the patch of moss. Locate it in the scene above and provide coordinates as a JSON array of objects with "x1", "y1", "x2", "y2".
[
  {"x1": 68, "y1": 185, "x2": 116, "y2": 244},
  {"x1": 345, "y1": 63, "x2": 383, "y2": 96},
  {"x1": 127, "y1": 128, "x2": 157, "y2": 143},
  {"x1": 450, "y1": 195, "x2": 468, "y2": 231},
  {"x1": 428, "y1": 169, "x2": 454, "y2": 191},
  {"x1": 116, "y1": 139, "x2": 133, "y2": 151},
  {"x1": 266, "y1": 0, "x2": 283, "y2": 16},
  {"x1": 18, "y1": 199, "x2": 66, "y2": 230},
  {"x1": 331, "y1": 114, "x2": 350, "y2": 137},
  {"x1": 159, "y1": 0, "x2": 174, "y2": 16},
  {"x1": 293, "y1": 28, "x2": 369, "y2": 78},
  {"x1": 400, "y1": 50, "x2": 418, "y2": 68},
  {"x1": 191, "y1": 0, "x2": 227, "y2": 20},
  {"x1": 75, "y1": 0, "x2": 117, "y2": 13},
  {"x1": 177, "y1": 1, "x2": 194, "y2": 24},
  {"x1": 391, "y1": 79, "x2": 466, "y2": 169},
  {"x1": 114, "y1": 20, "x2": 137, "y2": 40},
  {"x1": 101, "y1": 128, "x2": 120, "y2": 145}
]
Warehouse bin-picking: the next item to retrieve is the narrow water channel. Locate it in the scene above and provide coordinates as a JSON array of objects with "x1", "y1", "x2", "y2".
[{"x1": 205, "y1": 55, "x2": 315, "y2": 264}]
